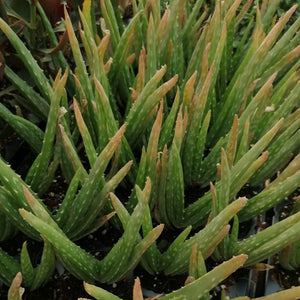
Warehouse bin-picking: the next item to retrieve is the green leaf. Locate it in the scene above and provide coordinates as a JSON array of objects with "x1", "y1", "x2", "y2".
[
  {"x1": 0, "y1": 18, "x2": 53, "y2": 102},
  {"x1": 31, "y1": 238, "x2": 55, "y2": 290},
  {"x1": 0, "y1": 247, "x2": 20, "y2": 286},
  {"x1": 83, "y1": 281, "x2": 120, "y2": 300},
  {"x1": 160, "y1": 255, "x2": 247, "y2": 300},
  {"x1": 26, "y1": 70, "x2": 68, "y2": 191},
  {"x1": 20, "y1": 242, "x2": 34, "y2": 287},
  {"x1": 19, "y1": 209, "x2": 101, "y2": 282},
  {"x1": 63, "y1": 125, "x2": 127, "y2": 238},
  {"x1": 235, "y1": 210, "x2": 300, "y2": 266}
]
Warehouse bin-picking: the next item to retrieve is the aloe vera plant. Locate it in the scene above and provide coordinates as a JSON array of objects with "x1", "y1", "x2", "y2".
[{"x1": 1, "y1": 0, "x2": 300, "y2": 298}]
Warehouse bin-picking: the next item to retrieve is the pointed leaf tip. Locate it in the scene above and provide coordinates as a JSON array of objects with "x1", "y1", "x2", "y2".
[
  {"x1": 133, "y1": 277, "x2": 143, "y2": 300},
  {"x1": 237, "y1": 197, "x2": 248, "y2": 208}
]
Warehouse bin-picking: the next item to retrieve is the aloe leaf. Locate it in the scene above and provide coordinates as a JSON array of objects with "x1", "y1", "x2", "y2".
[
  {"x1": 196, "y1": 137, "x2": 225, "y2": 187},
  {"x1": 157, "y1": 0, "x2": 184, "y2": 63},
  {"x1": 164, "y1": 198, "x2": 247, "y2": 275},
  {"x1": 109, "y1": 192, "x2": 130, "y2": 226},
  {"x1": 147, "y1": 100, "x2": 163, "y2": 167},
  {"x1": 94, "y1": 77, "x2": 137, "y2": 183},
  {"x1": 0, "y1": 155, "x2": 50, "y2": 215},
  {"x1": 256, "y1": 81, "x2": 300, "y2": 140},
  {"x1": 182, "y1": 0, "x2": 204, "y2": 44},
  {"x1": 4, "y1": 65, "x2": 49, "y2": 120},
  {"x1": 19, "y1": 209, "x2": 101, "y2": 282},
  {"x1": 250, "y1": 119, "x2": 300, "y2": 185},
  {"x1": 209, "y1": 5, "x2": 297, "y2": 143},
  {"x1": 83, "y1": 281, "x2": 120, "y2": 300},
  {"x1": 229, "y1": 119, "x2": 282, "y2": 194},
  {"x1": 166, "y1": 142, "x2": 185, "y2": 227},
  {"x1": 133, "y1": 277, "x2": 144, "y2": 300},
  {"x1": 191, "y1": 110, "x2": 211, "y2": 182},
  {"x1": 126, "y1": 147, "x2": 148, "y2": 212},
  {"x1": 100, "y1": 179, "x2": 150, "y2": 282},
  {"x1": 213, "y1": 149, "x2": 231, "y2": 260},
  {"x1": 131, "y1": 101, "x2": 164, "y2": 211},
  {"x1": 22, "y1": 186, "x2": 62, "y2": 233},
  {"x1": 0, "y1": 210, "x2": 17, "y2": 241},
  {"x1": 0, "y1": 187, "x2": 39, "y2": 240},
  {"x1": 239, "y1": 168, "x2": 300, "y2": 222},
  {"x1": 116, "y1": 224, "x2": 164, "y2": 281},
  {"x1": 258, "y1": 6, "x2": 300, "y2": 75},
  {"x1": 159, "y1": 88, "x2": 180, "y2": 150},
  {"x1": 26, "y1": 70, "x2": 68, "y2": 191},
  {"x1": 0, "y1": 102, "x2": 44, "y2": 153},
  {"x1": 187, "y1": 245, "x2": 207, "y2": 283},
  {"x1": 31, "y1": 238, "x2": 55, "y2": 291},
  {"x1": 73, "y1": 99, "x2": 97, "y2": 167},
  {"x1": 64, "y1": 6, "x2": 96, "y2": 139},
  {"x1": 83, "y1": 0, "x2": 97, "y2": 37},
  {"x1": 63, "y1": 125, "x2": 126, "y2": 238},
  {"x1": 238, "y1": 72, "x2": 275, "y2": 138},
  {"x1": 100, "y1": 0, "x2": 121, "y2": 50},
  {"x1": 183, "y1": 64, "x2": 214, "y2": 185},
  {"x1": 64, "y1": 7, "x2": 92, "y2": 100},
  {"x1": 156, "y1": 146, "x2": 171, "y2": 226},
  {"x1": 94, "y1": 35, "x2": 111, "y2": 93},
  {"x1": 0, "y1": 19, "x2": 53, "y2": 103},
  {"x1": 126, "y1": 70, "x2": 178, "y2": 146},
  {"x1": 257, "y1": 5, "x2": 298, "y2": 66},
  {"x1": 78, "y1": 10, "x2": 96, "y2": 77},
  {"x1": 250, "y1": 287, "x2": 300, "y2": 300},
  {"x1": 140, "y1": 176, "x2": 163, "y2": 274},
  {"x1": 59, "y1": 124, "x2": 87, "y2": 178},
  {"x1": 20, "y1": 242, "x2": 34, "y2": 287},
  {"x1": 7, "y1": 272, "x2": 24, "y2": 300},
  {"x1": 234, "y1": 210, "x2": 300, "y2": 266},
  {"x1": 160, "y1": 254, "x2": 248, "y2": 300},
  {"x1": 0, "y1": 247, "x2": 20, "y2": 286},
  {"x1": 257, "y1": 45, "x2": 300, "y2": 89},
  {"x1": 109, "y1": 11, "x2": 142, "y2": 85},
  {"x1": 72, "y1": 160, "x2": 133, "y2": 240},
  {"x1": 146, "y1": 14, "x2": 157, "y2": 81},
  {"x1": 161, "y1": 226, "x2": 192, "y2": 273},
  {"x1": 166, "y1": 17, "x2": 184, "y2": 85},
  {"x1": 53, "y1": 168, "x2": 82, "y2": 227}
]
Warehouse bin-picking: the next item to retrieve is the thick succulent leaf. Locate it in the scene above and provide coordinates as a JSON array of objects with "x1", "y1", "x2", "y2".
[
  {"x1": 7, "y1": 272, "x2": 24, "y2": 300},
  {"x1": 100, "y1": 179, "x2": 151, "y2": 283},
  {"x1": 0, "y1": 210, "x2": 17, "y2": 241},
  {"x1": 30, "y1": 238, "x2": 55, "y2": 291},
  {"x1": 4, "y1": 66, "x2": 49, "y2": 120},
  {"x1": 63, "y1": 125, "x2": 126, "y2": 238},
  {"x1": 0, "y1": 104, "x2": 44, "y2": 155},
  {"x1": 26, "y1": 70, "x2": 68, "y2": 192},
  {"x1": 160, "y1": 254, "x2": 247, "y2": 300},
  {"x1": 0, "y1": 18, "x2": 53, "y2": 102},
  {"x1": 234, "y1": 210, "x2": 300, "y2": 266},
  {"x1": 0, "y1": 247, "x2": 20, "y2": 286},
  {"x1": 163, "y1": 198, "x2": 247, "y2": 275},
  {"x1": 20, "y1": 242, "x2": 34, "y2": 288},
  {"x1": 19, "y1": 209, "x2": 101, "y2": 282},
  {"x1": 82, "y1": 281, "x2": 120, "y2": 300},
  {"x1": 72, "y1": 160, "x2": 133, "y2": 240}
]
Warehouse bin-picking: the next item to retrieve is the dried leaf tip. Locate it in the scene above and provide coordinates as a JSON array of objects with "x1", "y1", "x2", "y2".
[
  {"x1": 18, "y1": 208, "x2": 29, "y2": 219},
  {"x1": 133, "y1": 277, "x2": 143, "y2": 300},
  {"x1": 234, "y1": 253, "x2": 248, "y2": 265},
  {"x1": 235, "y1": 197, "x2": 248, "y2": 208}
]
